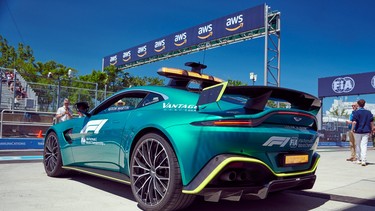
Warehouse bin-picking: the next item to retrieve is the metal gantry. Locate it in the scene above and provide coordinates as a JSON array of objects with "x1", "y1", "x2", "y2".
[
  {"x1": 116, "y1": 5, "x2": 281, "y2": 87},
  {"x1": 264, "y1": 6, "x2": 281, "y2": 87}
]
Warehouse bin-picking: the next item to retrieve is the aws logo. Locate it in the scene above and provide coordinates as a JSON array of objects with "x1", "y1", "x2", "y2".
[
  {"x1": 109, "y1": 55, "x2": 117, "y2": 65},
  {"x1": 154, "y1": 39, "x2": 165, "y2": 53},
  {"x1": 226, "y1": 14, "x2": 244, "y2": 32},
  {"x1": 198, "y1": 24, "x2": 213, "y2": 39},
  {"x1": 174, "y1": 32, "x2": 187, "y2": 46},
  {"x1": 137, "y1": 45, "x2": 147, "y2": 57},
  {"x1": 332, "y1": 77, "x2": 355, "y2": 93},
  {"x1": 122, "y1": 50, "x2": 131, "y2": 62}
]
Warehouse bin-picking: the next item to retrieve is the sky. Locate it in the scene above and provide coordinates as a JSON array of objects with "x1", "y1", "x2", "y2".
[{"x1": 1, "y1": 0, "x2": 375, "y2": 112}]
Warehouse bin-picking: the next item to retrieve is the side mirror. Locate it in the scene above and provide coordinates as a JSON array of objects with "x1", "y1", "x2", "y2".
[{"x1": 74, "y1": 102, "x2": 90, "y2": 117}]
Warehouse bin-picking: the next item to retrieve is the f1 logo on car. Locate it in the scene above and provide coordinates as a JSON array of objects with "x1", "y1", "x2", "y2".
[
  {"x1": 263, "y1": 136, "x2": 298, "y2": 148},
  {"x1": 80, "y1": 119, "x2": 108, "y2": 145},
  {"x1": 81, "y1": 119, "x2": 108, "y2": 134}
]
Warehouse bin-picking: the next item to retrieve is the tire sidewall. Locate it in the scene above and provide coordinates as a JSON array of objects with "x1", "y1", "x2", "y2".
[
  {"x1": 43, "y1": 131, "x2": 64, "y2": 177},
  {"x1": 130, "y1": 133, "x2": 181, "y2": 211}
]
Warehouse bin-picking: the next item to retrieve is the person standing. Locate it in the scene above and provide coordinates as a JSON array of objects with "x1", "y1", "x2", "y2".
[
  {"x1": 352, "y1": 99, "x2": 374, "y2": 166},
  {"x1": 346, "y1": 102, "x2": 358, "y2": 161},
  {"x1": 55, "y1": 98, "x2": 73, "y2": 123}
]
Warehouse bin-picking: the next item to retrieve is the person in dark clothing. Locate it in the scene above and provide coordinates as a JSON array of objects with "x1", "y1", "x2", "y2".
[{"x1": 352, "y1": 99, "x2": 374, "y2": 166}]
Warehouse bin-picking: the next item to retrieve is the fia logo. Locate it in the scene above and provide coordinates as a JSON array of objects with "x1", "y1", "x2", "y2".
[
  {"x1": 371, "y1": 75, "x2": 375, "y2": 89},
  {"x1": 289, "y1": 137, "x2": 298, "y2": 148},
  {"x1": 331, "y1": 77, "x2": 355, "y2": 93}
]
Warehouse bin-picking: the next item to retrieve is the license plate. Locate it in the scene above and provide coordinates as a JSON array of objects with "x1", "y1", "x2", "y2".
[{"x1": 284, "y1": 154, "x2": 309, "y2": 165}]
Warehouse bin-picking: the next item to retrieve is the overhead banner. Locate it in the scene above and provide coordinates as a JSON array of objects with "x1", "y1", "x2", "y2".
[
  {"x1": 103, "y1": 4, "x2": 265, "y2": 68},
  {"x1": 318, "y1": 71, "x2": 375, "y2": 98}
]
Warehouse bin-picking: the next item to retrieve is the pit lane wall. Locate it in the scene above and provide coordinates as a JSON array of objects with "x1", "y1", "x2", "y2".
[{"x1": 0, "y1": 109, "x2": 53, "y2": 149}]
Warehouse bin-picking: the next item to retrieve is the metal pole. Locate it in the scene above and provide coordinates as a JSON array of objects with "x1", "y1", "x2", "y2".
[
  {"x1": 277, "y1": 16, "x2": 281, "y2": 87},
  {"x1": 95, "y1": 83, "x2": 98, "y2": 107},
  {"x1": 0, "y1": 69, "x2": 2, "y2": 108},
  {"x1": 57, "y1": 76, "x2": 61, "y2": 108},
  {"x1": 12, "y1": 69, "x2": 17, "y2": 110},
  {"x1": 264, "y1": 4, "x2": 269, "y2": 86}
]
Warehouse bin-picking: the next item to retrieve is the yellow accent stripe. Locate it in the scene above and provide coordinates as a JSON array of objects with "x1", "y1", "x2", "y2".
[
  {"x1": 182, "y1": 156, "x2": 320, "y2": 194},
  {"x1": 202, "y1": 81, "x2": 228, "y2": 102},
  {"x1": 62, "y1": 166, "x2": 131, "y2": 185}
]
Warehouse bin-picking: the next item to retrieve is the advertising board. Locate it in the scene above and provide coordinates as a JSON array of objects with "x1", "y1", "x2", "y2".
[
  {"x1": 318, "y1": 71, "x2": 375, "y2": 98},
  {"x1": 103, "y1": 4, "x2": 265, "y2": 68}
]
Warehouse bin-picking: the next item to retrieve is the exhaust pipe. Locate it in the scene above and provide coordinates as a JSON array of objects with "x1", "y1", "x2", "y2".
[
  {"x1": 237, "y1": 171, "x2": 249, "y2": 181},
  {"x1": 220, "y1": 171, "x2": 237, "y2": 181}
]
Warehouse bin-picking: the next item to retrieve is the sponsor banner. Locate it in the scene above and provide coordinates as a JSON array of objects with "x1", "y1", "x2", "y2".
[
  {"x1": 103, "y1": 4, "x2": 265, "y2": 68},
  {"x1": 0, "y1": 138, "x2": 44, "y2": 150},
  {"x1": 318, "y1": 71, "x2": 375, "y2": 98}
]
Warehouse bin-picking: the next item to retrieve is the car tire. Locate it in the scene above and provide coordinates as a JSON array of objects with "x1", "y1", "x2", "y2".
[
  {"x1": 43, "y1": 131, "x2": 68, "y2": 177},
  {"x1": 130, "y1": 133, "x2": 195, "y2": 211}
]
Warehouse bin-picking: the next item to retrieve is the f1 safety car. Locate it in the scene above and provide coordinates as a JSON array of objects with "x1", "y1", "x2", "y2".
[{"x1": 43, "y1": 62, "x2": 321, "y2": 211}]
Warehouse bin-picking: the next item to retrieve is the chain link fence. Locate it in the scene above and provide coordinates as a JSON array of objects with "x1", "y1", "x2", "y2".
[{"x1": 1, "y1": 67, "x2": 115, "y2": 112}]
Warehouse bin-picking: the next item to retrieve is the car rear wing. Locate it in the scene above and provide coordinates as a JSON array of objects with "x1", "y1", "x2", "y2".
[{"x1": 197, "y1": 84, "x2": 321, "y2": 115}]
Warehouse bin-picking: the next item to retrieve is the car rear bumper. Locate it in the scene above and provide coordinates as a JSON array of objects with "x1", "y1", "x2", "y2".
[
  {"x1": 182, "y1": 154, "x2": 319, "y2": 201},
  {"x1": 198, "y1": 174, "x2": 316, "y2": 202}
]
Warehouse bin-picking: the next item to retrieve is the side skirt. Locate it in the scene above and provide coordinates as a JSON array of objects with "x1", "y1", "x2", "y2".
[{"x1": 62, "y1": 166, "x2": 131, "y2": 185}]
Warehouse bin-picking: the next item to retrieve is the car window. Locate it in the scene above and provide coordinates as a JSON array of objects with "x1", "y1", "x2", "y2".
[
  {"x1": 94, "y1": 92, "x2": 148, "y2": 115},
  {"x1": 139, "y1": 92, "x2": 164, "y2": 107}
]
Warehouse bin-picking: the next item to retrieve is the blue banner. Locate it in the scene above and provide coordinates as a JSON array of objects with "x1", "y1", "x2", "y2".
[
  {"x1": 103, "y1": 4, "x2": 265, "y2": 68},
  {"x1": 318, "y1": 71, "x2": 375, "y2": 98},
  {"x1": 0, "y1": 138, "x2": 44, "y2": 150}
]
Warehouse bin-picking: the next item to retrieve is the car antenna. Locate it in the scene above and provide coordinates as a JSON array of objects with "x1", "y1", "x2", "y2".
[{"x1": 185, "y1": 62, "x2": 207, "y2": 74}]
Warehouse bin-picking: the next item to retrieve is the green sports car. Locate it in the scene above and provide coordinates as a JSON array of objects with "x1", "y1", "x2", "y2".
[{"x1": 43, "y1": 64, "x2": 321, "y2": 211}]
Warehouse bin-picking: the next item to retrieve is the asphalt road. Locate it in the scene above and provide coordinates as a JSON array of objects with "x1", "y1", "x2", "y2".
[{"x1": 0, "y1": 148, "x2": 374, "y2": 211}]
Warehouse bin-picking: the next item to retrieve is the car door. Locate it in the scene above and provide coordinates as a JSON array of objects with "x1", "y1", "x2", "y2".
[{"x1": 70, "y1": 91, "x2": 147, "y2": 171}]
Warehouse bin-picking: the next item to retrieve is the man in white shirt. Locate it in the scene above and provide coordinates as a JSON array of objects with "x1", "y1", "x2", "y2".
[{"x1": 55, "y1": 98, "x2": 73, "y2": 123}]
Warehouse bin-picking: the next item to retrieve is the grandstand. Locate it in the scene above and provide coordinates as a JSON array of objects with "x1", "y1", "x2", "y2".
[{"x1": 1, "y1": 68, "x2": 56, "y2": 138}]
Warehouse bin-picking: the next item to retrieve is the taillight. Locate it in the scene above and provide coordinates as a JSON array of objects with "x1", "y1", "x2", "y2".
[
  {"x1": 192, "y1": 119, "x2": 255, "y2": 127},
  {"x1": 191, "y1": 111, "x2": 316, "y2": 128}
]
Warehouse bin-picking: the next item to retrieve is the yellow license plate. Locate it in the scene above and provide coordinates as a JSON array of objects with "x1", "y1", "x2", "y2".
[{"x1": 284, "y1": 155, "x2": 309, "y2": 165}]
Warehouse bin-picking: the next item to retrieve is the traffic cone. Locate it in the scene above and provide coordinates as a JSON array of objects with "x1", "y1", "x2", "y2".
[{"x1": 37, "y1": 130, "x2": 43, "y2": 138}]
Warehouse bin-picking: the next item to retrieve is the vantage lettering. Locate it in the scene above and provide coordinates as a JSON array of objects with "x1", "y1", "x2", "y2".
[{"x1": 163, "y1": 102, "x2": 196, "y2": 109}]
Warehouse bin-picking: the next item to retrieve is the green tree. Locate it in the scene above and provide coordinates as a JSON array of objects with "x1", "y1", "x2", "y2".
[{"x1": 0, "y1": 35, "x2": 182, "y2": 111}]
